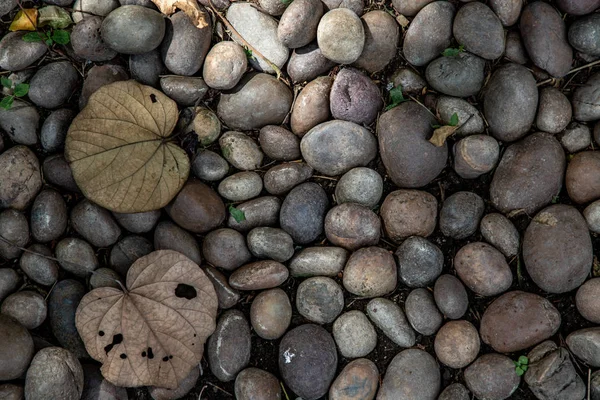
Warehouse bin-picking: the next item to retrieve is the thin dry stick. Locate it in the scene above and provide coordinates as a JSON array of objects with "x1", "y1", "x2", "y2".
[
  {"x1": 537, "y1": 59, "x2": 600, "y2": 86},
  {"x1": 588, "y1": 369, "x2": 591, "y2": 400},
  {"x1": 408, "y1": 94, "x2": 438, "y2": 120},
  {"x1": 205, "y1": 381, "x2": 232, "y2": 396}
]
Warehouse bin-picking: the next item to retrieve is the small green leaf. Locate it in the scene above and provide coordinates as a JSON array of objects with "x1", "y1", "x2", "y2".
[
  {"x1": 45, "y1": 38, "x2": 53, "y2": 46},
  {"x1": 280, "y1": 0, "x2": 293, "y2": 5},
  {"x1": 442, "y1": 45, "x2": 465, "y2": 57},
  {"x1": 430, "y1": 123, "x2": 441, "y2": 129},
  {"x1": 22, "y1": 32, "x2": 43, "y2": 42},
  {"x1": 51, "y1": 29, "x2": 70, "y2": 45},
  {"x1": 13, "y1": 83, "x2": 29, "y2": 97},
  {"x1": 551, "y1": 195, "x2": 559, "y2": 204},
  {"x1": 0, "y1": 77, "x2": 12, "y2": 88},
  {"x1": 521, "y1": 364, "x2": 528, "y2": 372},
  {"x1": 229, "y1": 205, "x2": 246, "y2": 223},
  {"x1": 0, "y1": 96, "x2": 14, "y2": 110},
  {"x1": 385, "y1": 85, "x2": 408, "y2": 111},
  {"x1": 449, "y1": 112, "x2": 459, "y2": 126},
  {"x1": 518, "y1": 356, "x2": 529, "y2": 365},
  {"x1": 515, "y1": 367, "x2": 524, "y2": 376}
]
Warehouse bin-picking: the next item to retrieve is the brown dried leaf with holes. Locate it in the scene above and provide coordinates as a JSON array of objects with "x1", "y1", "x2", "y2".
[
  {"x1": 75, "y1": 250, "x2": 218, "y2": 389},
  {"x1": 150, "y1": 0, "x2": 210, "y2": 29}
]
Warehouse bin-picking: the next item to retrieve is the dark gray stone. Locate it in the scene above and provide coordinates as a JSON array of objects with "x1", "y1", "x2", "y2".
[
  {"x1": 280, "y1": 182, "x2": 329, "y2": 244},
  {"x1": 48, "y1": 280, "x2": 88, "y2": 359},
  {"x1": 207, "y1": 310, "x2": 251, "y2": 382}
]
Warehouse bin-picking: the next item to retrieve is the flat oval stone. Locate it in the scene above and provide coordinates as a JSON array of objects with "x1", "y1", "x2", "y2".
[
  {"x1": 129, "y1": 49, "x2": 165, "y2": 87},
  {"x1": 207, "y1": 310, "x2": 251, "y2": 382},
  {"x1": 296, "y1": 276, "x2": 344, "y2": 324},
  {"x1": 381, "y1": 190, "x2": 438, "y2": 241},
  {"x1": 317, "y1": 9, "x2": 365, "y2": 64},
  {"x1": 291, "y1": 76, "x2": 333, "y2": 137},
  {"x1": 101, "y1": 5, "x2": 166, "y2": 54},
  {"x1": 287, "y1": 42, "x2": 336, "y2": 84},
  {"x1": 228, "y1": 196, "x2": 281, "y2": 232},
  {"x1": 219, "y1": 131, "x2": 264, "y2": 171},
  {"x1": 166, "y1": 180, "x2": 225, "y2": 234},
  {"x1": 576, "y1": 278, "x2": 600, "y2": 324},
  {"x1": 405, "y1": 288, "x2": 443, "y2": 336},
  {"x1": 203, "y1": 41, "x2": 247, "y2": 90},
  {"x1": 0, "y1": 314, "x2": 34, "y2": 381},
  {"x1": 1, "y1": 291, "x2": 47, "y2": 330},
  {"x1": 278, "y1": 0, "x2": 323, "y2": 48},
  {"x1": 229, "y1": 261, "x2": 289, "y2": 290},
  {"x1": 354, "y1": 10, "x2": 399, "y2": 73},
  {"x1": 250, "y1": 288, "x2": 291, "y2": 340},
  {"x1": 332, "y1": 310, "x2": 377, "y2": 358},
  {"x1": 378, "y1": 349, "x2": 440, "y2": 400},
  {"x1": 259, "y1": 125, "x2": 301, "y2": 160},
  {"x1": 0, "y1": 146, "x2": 42, "y2": 210},
  {"x1": 192, "y1": 150, "x2": 229, "y2": 181},
  {"x1": 235, "y1": 368, "x2": 281, "y2": 400},
  {"x1": 396, "y1": 236, "x2": 443, "y2": 288},
  {"x1": 569, "y1": 14, "x2": 600, "y2": 57},
  {"x1": 453, "y1": 2, "x2": 505, "y2": 59},
  {"x1": 280, "y1": 182, "x2": 328, "y2": 244},
  {"x1": 330, "y1": 68, "x2": 382, "y2": 125},
  {"x1": 455, "y1": 242, "x2": 513, "y2": 297},
  {"x1": 55, "y1": 238, "x2": 99, "y2": 277},
  {"x1": 434, "y1": 274, "x2": 468, "y2": 319},
  {"x1": 425, "y1": 52, "x2": 485, "y2": 97},
  {"x1": 289, "y1": 246, "x2": 348, "y2": 277},
  {"x1": 566, "y1": 328, "x2": 600, "y2": 367},
  {"x1": 324, "y1": 203, "x2": 381, "y2": 251},
  {"x1": 40, "y1": 109, "x2": 75, "y2": 152},
  {"x1": 161, "y1": 10, "x2": 211, "y2": 76},
  {"x1": 0, "y1": 100, "x2": 40, "y2": 145},
  {"x1": 335, "y1": 167, "x2": 383, "y2": 208},
  {"x1": 343, "y1": 247, "x2": 397, "y2": 298},
  {"x1": 247, "y1": 227, "x2": 294, "y2": 262},
  {"x1": 112, "y1": 210, "x2": 160, "y2": 234},
  {"x1": 366, "y1": 297, "x2": 416, "y2": 348},
  {"x1": 154, "y1": 221, "x2": 201, "y2": 266},
  {"x1": 203, "y1": 266, "x2": 240, "y2": 309},
  {"x1": 29, "y1": 62, "x2": 79, "y2": 109},
  {"x1": 218, "y1": 171, "x2": 263, "y2": 201},
  {"x1": 48, "y1": 280, "x2": 88, "y2": 359},
  {"x1": 329, "y1": 359, "x2": 378, "y2": 400},
  {"x1": 0, "y1": 32, "x2": 47, "y2": 71},
  {"x1": 202, "y1": 228, "x2": 250, "y2": 271},
  {"x1": 464, "y1": 353, "x2": 520, "y2": 400},
  {"x1": 434, "y1": 320, "x2": 480, "y2": 369},
  {"x1": 439, "y1": 191, "x2": 484, "y2": 240},
  {"x1": 20, "y1": 245, "x2": 59, "y2": 286},
  {"x1": 71, "y1": 199, "x2": 121, "y2": 248},
  {"x1": 263, "y1": 162, "x2": 313, "y2": 195},
  {"x1": 566, "y1": 151, "x2": 600, "y2": 204},
  {"x1": 536, "y1": 87, "x2": 572, "y2": 134}
]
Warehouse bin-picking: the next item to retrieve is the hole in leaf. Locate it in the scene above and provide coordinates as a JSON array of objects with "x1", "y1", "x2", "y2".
[
  {"x1": 120, "y1": 353, "x2": 127, "y2": 359},
  {"x1": 98, "y1": 331, "x2": 104, "y2": 336},
  {"x1": 104, "y1": 333, "x2": 123, "y2": 354},
  {"x1": 169, "y1": 355, "x2": 173, "y2": 359},
  {"x1": 175, "y1": 283, "x2": 197, "y2": 299},
  {"x1": 150, "y1": 94, "x2": 157, "y2": 103},
  {"x1": 162, "y1": 356, "x2": 169, "y2": 362},
  {"x1": 141, "y1": 351, "x2": 147, "y2": 357},
  {"x1": 148, "y1": 347, "x2": 154, "y2": 359}
]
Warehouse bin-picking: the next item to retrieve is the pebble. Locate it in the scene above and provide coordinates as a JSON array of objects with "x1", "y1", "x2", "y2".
[
  {"x1": 1, "y1": 291, "x2": 47, "y2": 330},
  {"x1": 55, "y1": 237, "x2": 99, "y2": 277},
  {"x1": 280, "y1": 182, "x2": 328, "y2": 244},
  {"x1": 480, "y1": 291, "x2": 561, "y2": 353},
  {"x1": 317, "y1": 9, "x2": 365, "y2": 64},
  {"x1": 129, "y1": 49, "x2": 165, "y2": 87},
  {"x1": 566, "y1": 151, "x2": 600, "y2": 204},
  {"x1": 0, "y1": 209, "x2": 28, "y2": 260},
  {"x1": 264, "y1": 162, "x2": 313, "y2": 195},
  {"x1": 585, "y1": 200, "x2": 600, "y2": 234},
  {"x1": 335, "y1": 167, "x2": 382, "y2": 208},
  {"x1": 577, "y1": 278, "x2": 600, "y2": 324},
  {"x1": 235, "y1": 368, "x2": 281, "y2": 400},
  {"x1": 72, "y1": 0, "x2": 119, "y2": 22},
  {"x1": 455, "y1": 242, "x2": 512, "y2": 296},
  {"x1": 390, "y1": 67, "x2": 427, "y2": 94},
  {"x1": 396, "y1": 236, "x2": 443, "y2": 288},
  {"x1": 227, "y1": 3, "x2": 289, "y2": 74},
  {"x1": 536, "y1": 86, "x2": 572, "y2": 134},
  {"x1": 480, "y1": 214, "x2": 519, "y2": 258},
  {"x1": 219, "y1": 131, "x2": 263, "y2": 170},
  {"x1": 301, "y1": 120, "x2": 377, "y2": 176},
  {"x1": 490, "y1": 132, "x2": 565, "y2": 214},
  {"x1": 202, "y1": 41, "x2": 247, "y2": 90},
  {"x1": 558, "y1": 123, "x2": 591, "y2": 153},
  {"x1": 573, "y1": 73, "x2": 600, "y2": 122},
  {"x1": 278, "y1": 0, "x2": 323, "y2": 48},
  {"x1": 556, "y1": 0, "x2": 600, "y2": 14},
  {"x1": 287, "y1": 42, "x2": 336, "y2": 84},
  {"x1": 0, "y1": 100, "x2": 39, "y2": 145},
  {"x1": 29, "y1": 61, "x2": 79, "y2": 109},
  {"x1": 0, "y1": 314, "x2": 33, "y2": 381},
  {"x1": 489, "y1": 0, "x2": 522, "y2": 26},
  {"x1": 332, "y1": 311, "x2": 377, "y2": 358},
  {"x1": 101, "y1": 5, "x2": 166, "y2": 54},
  {"x1": 453, "y1": 135, "x2": 499, "y2": 179},
  {"x1": 329, "y1": 359, "x2": 379, "y2": 400},
  {"x1": 153, "y1": 221, "x2": 201, "y2": 265},
  {"x1": 71, "y1": 199, "x2": 121, "y2": 247},
  {"x1": 217, "y1": 73, "x2": 293, "y2": 130},
  {"x1": 569, "y1": 14, "x2": 600, "y2": 57},
  {"x1": 228, "y1": 196, "x2": 281, "y2": 232},
  {"x1": 258, "y1": 0, "x2": 287, "y2": 15},
  {"x1": 258, "y1": 126, "x2": 301, "y2": 160},
  {"x1": 434, "y1": 320, "x2": 480, "y2": 369},
  {"x1": 366, "y1": 297, "x2": 416, "y2": 347},
  {"x1": 250, "y1": 288, "x2": 292, "y2": 340},
  {"x1": 109, "y1": 235, "x2": 153, "y2": 276},
  {"x1": 290, "y1": 76, "x2": 333, "y2": 137},
  {"x1": 381, "y1": 190, "x2": 438, "y2": 241},
  {"x1": 289, "y1": 246, "x2": 348, "y2": 277},
  {"x1": 484, "y1": 63, "x2": 538, "y2": 142},
  {"x1": 79, "y1": 64, "x2": 128, "y2": 109},
  {"x1": 202, "y1": 228, "x2": 251, "y2": 271},
  {"x1": 71, "y1": 16, "x2": 118, "y2": 62},
  {"x1": 436, "y1": 97, "x2": 484, "y2": 136},
  {"x1": 148, "y1": 367, "x2": 196, "y2": 400},
  {"x1": 405, "y1": 288, "x2": 443, "y2": 336},
  {"x1": 322, "y1": 0, "x2": 364, "y2": 15},
  {"x1": 296, "y1": 276, "x2": 344, "y2": 324},
  {"x1": 568, "y1": 328, "x2": 600, "y2": 368},
  {"x1": 218, "y1": 171, "x2": 263, "y2": 201},
  {"x1": 425, "y1": 52, "x2": 485, "y2": 97},
  {"x1": 593, "y1": 371, "x2": 600, "y2": 400},
  {"x1": 464, "y1": 354, "x2": 520, "y2": 400},
  {"x1": 391, "y1": 0, "x2": 433, "y2": 15},
  {"x1": 0, "y1": 0, "x2": 16, "y2": 16},
  {"x1": 166, "y1": 180, "x2": 225, "y2": 233},
  {"x1": 89, "y1": 267, "x2": 122, "y2": 289},
  {"x1": 19, "y1": 245, "x2": 59, "y2": 286},
  {"x1": 520, "y1": 2, "x2": 572, "y2": 77},
  {"x1": 433, "y1": 274, "x2": 468, "y2": 320},
  {"x1": 207, "y1": 310, "x2": 251, "y2": 382},
  {"x1": 229, "y1": 261, "x2": 289, "y2": 290},
  {"x1": 192, "y1": 150, "x2": 229, "y2": 181},
  {"x1": 343, "y1": 247, "x2": 397, "y2": 298},
  {"x1": 0, "y1": 384, "x2": 23, "y2": 400},
  {"x1": 403, "y1": 1, "x2": 455, "y2": 66},
  {"x1": 40, "y1": 109, "x2": 75, "y2": 152},
  {"x1": 505, "y1": 30, "x2": 528, "y2": 64},
  {"x1": 160, "y1": 76, "x2": 208, "y2": 106},
  {"x1": 0, "y1": 146, "x2": 42, "y2": 209},
  {"x1": 324, "y1": 203, "x2": 381, "y2": 251},
  {"x1": 524, "y1": 205, "x2": 592, "y2": 293},
  {"x1": 112, "y1": 210, "x2": 160, "y2": 234},
  {"x1": 453, "y1": 2, "x2": 505, "y2": 59},
  {"x1": 378, "y1": 349, "x2": 440, "y2": 400},
  {"x1": 279, "y1": 324, "x2": 337, "y2": 400},
  {"x1": 247, "y1": 227, "x2": 294, "y2": 262},
  {"x1": 203, "y1": 266, "x2": 240, "y2": 309},
  {"x1": 161, "y1": 10, "x2": 211, "y2": 76},
  {"x1": 330, "y1": 68, "x2": 382, "y2": 125},
  {"x1": 24, "y1": 347, "x2": 84, "y2": 400},
  {"x1": 48, "y1": 279, "x2": 88, "y2": 359},
  {"x1": 0, "y1": 32, "x2": 47, "y2": 71},
  {"x1": 439, "y1": 191, "x2": 484, "y2": 239},
  {"x1": 0, "y1": 269, "x2": 19, "y2": 303},
  {"x1": 354, "y1": 10, "x2": 399, "y2": 73},
  {"x1": 439, "y1": 383, "x2": 470, "y2": 400}
]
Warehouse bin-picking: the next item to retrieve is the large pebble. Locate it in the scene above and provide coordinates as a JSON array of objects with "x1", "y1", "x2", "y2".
[
  {"x1": 228, "y1": 196, "x2": 281, "y2": 232},
  {"x1": 317, "y1": 9, "x2": 365, "y2": 64},
  {"x1": 278, "y1": 0, "x2": 323, "y2": 48},
  {"x1": 19, "y1": 245, "x2": 59, "y2": 286},
  {"x1": 0, "y1": 100, "x2": 39, "y2": 145},
  {"x1": 192, "y1": 150, "x2": 229, "y2": 181},
  {"x1": 378, "y1": 349, "x2": 440, "y2": 400},
  {"x1": 366, "y1": 297, "x2": 415, "y2": 347},
  {"x1": 333, "y1": 311, "x2": 377, "y2": 358},
  {"x1": 29, "y1": 61, "x2": 78, "y2": 109},
  {"x1": 279, "y1": 324, "x2": 337, "y2": 400},
  {"x1": 425, "y1": 52, "x2": 485, "y2": 97},
  {"x1": 0, "y1": 146, "x2": 41, "y2": 210},
  {"x1": 280, "y1": 182, "x2": 328, "y2": 244},
  {"x1": 434, "y1": 274, "x2": 468, "y2": 319},
  {"x1": 208, "y1": 310, "x2": 251, "y2": 382},
  {"x1": 296, "y1": 276, "x2": 344, "y2": 324},
  {"x1": 354, "y1": 10, "x2": 399, "y2": 73},
  {"x1": 289, "y1": 246, "x2": 348, "y2": 277},
  {"x1": 0, "y1": 314, "x2": 33, "y2": 380},
  {"x1": 259, "y1": 126, "x2": 301, "y2": 160},
  {"x1": 48, "y1": 280, "x2": 88, "y2": 358},
  {"x1": 405, "y1": 288, "x2": 443, "y2": 336},
  {"x1": 235, "y1": 368, "x2": 281, "y2": 400},
  {"x1": 250, "y1": 288, "x2": 291, "y2": 340},
  {"x1": 229, "y1": 261, "x2": 289, "y2": 290},
  {"x1": 378, "y1": 101, "x2": 447, "y2": 187},
  {"x1": 566, "y1": 151, "x2": 600, "y2": 204},
  {"x1": 520, "y1": 2, "x2": 572, "y2": 77},
  {"x1": 291, "y1": 76, "x2": 332, "y2": 137},
  {"x1": 569, "y1": 14, "x2": 600, "y2": 57},
  {"x1": 0, "y1": 269, "x2": 19, "y2": 303},
  {"x1": 567, "y1": 328, "x2": 600, "y2": 367},
  {"x1": 202, "y1": 228, "x2": 250, "y2": 271},
  {"x1": 159, "y1": 76, "x2": 208, "y2": 106},
  {"x1": 166, "y1": 180, "x2": 225, "y2": 233},
  {"x1": 0, "y1": 209, "x2": 28, "y2": 260},
  {"x1": 112, "y1": 210, "x2": 160, "y2": 234},
  {"x1": 264, "y1": 162, "x2": 313, "y2": 195},
  {"x1": 381, "y1": 189, "x2": 437, "y2": 241},
  {"x1": 109, "y1": 235, "x2": 153, "y2": 276},
  {"x1": 490, "y1": 132, "x2": 565, "y2": 214},
  {"x1": 403, "y1": 1, "x2": 455, "y2": 66},
  {"x1": 573, "y1": 72, "x2": 600, "y2": 122},
  {"x1": 247, "y1": 227, "x2": 294, "y2": 262},
  {"x1": 301, "y1": 120, "x2": 377, "y2": 176},
  {"x1": 396, "y1": 236, "x2": 443, "y2": 288},
  {"x1": 434, "y1": 320, "x2": 480, "y2": 369},
  {"x1": 129, "y1": 49, "x2": 165, "y2": 87},
  {"x1": 71, "y1": 16, "x2": 117, "y2": 62},
  {"x1": 217, "y1": 73, "x2": 292, "y2": 130},
  {"x1": 219, "y1": 131, "x2": 264, "y2": 170},
  {"x1": 455, "y1": 242, "x2": 512, "y2": 296},
  {"x1": 329, "y1": 359, "x2": 378, "y2": 400},
  {"x1": 453, "y1": 2, "x2": 505, "y2": 59},
  {"x1": 287, "y1": 42, "x2": 336, "y2": 84},
  {"x1": 464, "y1": 354, "x2": 520, "y2": 400},
  {"x1": 55, "y1": 238, "x2": 99, "y2": 277},
  {"x1": 480, "y1": 213, "x2": 519, "y2": 257},
  {"x1": 202, "y1": 41, "x2": 247, "y2": 90},
  {"x1": 218, "y1": 171, "x2": 263, "y2": 201},
  {"x1": 153, "y1": 221, "x2": 201, "y2": 265},
  {"x1": 439, "y1": 191, "x2": 484, "y2": 239},
  {"x1": 536, "y1": 86, "x2": 572, "y2": 134},
  {"x1": 161, "y1": 11, "x2": 211, "y2": 76},
  {"x1": 0, "y1": 32, "x2": 47, "y2": 71},
  {"x1": 41, "y1": 109, "x2": 75, "y2": 152},
  {"x1": 453, "y1": 135, "x2": 500, "y2": 179},
  {"x1": 101, "y1": 5, "x2": 165, "y2": 54},
  {"x1": 480, "y1": 291, "x2": 561, "y2": 352},
  {"x1": 71, "y1": 199, "x2": 121, "y2": 247},
  {"x1": 330, "y1": 68, "x2": 382, "y2": 125},
  {"x1": 227, "y1": 3, "x2": 289, "y2": 73},
  {"x1": 343, "y1": 247, "x2": 397, "y2": 298},
  {"x1": 523, "y1": 205, "x2": 592, "y2": 293},
  {"x1": 484, "y1": 63, "x2": 538, "y2": 141},
  {"x1": 324, "y1": 203, "x2": 381, "y2": 251},
  {"x1": 1, "y1": 291, "x2": 47, "y2": 330}
]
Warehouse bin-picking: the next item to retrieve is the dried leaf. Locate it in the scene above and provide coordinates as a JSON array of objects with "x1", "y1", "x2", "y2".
[
  {"x1": 9, "y1": 9, "x2": 38, "y2": 31},
  {"x1": 76, "y1": 250, "x2": 218, "y2": 389},
  {"x1": 150, "y1": 0, "x2": 210, "y2": 29},
  {"x1": 428, "y1": 125, "x2": 458, "y2": 147},
  {"x1": 38, "y1": 5, "x2": 73, "y2": 29},
  {"x1": 65, "y1": 80, "x2": 189, "y2": 213}
]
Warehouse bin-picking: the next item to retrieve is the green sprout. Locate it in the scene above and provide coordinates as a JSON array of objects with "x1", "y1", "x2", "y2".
[
  {"x1": 514, "y1": 355, "x2": 529, "y2": 376},
  {"x1": 229, "y1": 205, "x2": 246, "y2": 223},
  {"x1": 22, "y1": 29, "x2": 70, "y2": 46},
  {"x1": 0, "y1": 77, "x2": 29, "y2": 110},
  {"x1": 442, "y1": 45, "x2": 465, "y2": 57},
  {"x1": 385, "y1": 84, "x2": 409, "y2": 111}
]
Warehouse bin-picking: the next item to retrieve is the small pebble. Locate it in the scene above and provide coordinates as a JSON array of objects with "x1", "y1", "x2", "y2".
[
  {"x1": 218, "y1": 171, "x2": 263, "y2": 201},
  {"x1": 89, "y1": 267, "x2": 122, "y2": 289},
  {"x1": 202, "y1": 228, "x2": 251, "y2": 271},
  {"x1": 433, "y1": 274, "x2": 469, "y2": 319},
  {"x1": 405, "y1": 288, "x2": 443, "y2": 336},
  {"x1": 0, "y1": 209, "x2": 29, "y2": 260},
  {"x1": 48, "y1": 280, "x2": 88, "y2": 359},
  {"x1": 335, "y1": 167, "x2": 383, "y2": 208},
  {"x1": 1, "y1": 291, "x2": 47, "y2": 330},
  {"x1": 366, "y1": 297, "x2": 416, "y2": 348},
  {"x1": 329, "y1": 359, "x2": 379, "y2": 400},
  {"x1": 0, "y1": 268, "x2": 20, "y2": 304},
  {"x1": 480, "y1": 213, "x2": 520, "y2": 258},
  {"x1": 229, "y1": 261, "x2": 289, "y2": 290},
  {"x1": 154, "y1": 221, "x2": 202, "y2": 265},
  {"x1": 55, "y1": 238, "x2": 99, "y2": 277},
  {"x1": 40, "y1": 109, "x2": 75, "y2": 152},
  {"x1": 343, "y1": 247, "x2": 397, "y2": 298},
  {"x1": 396, "y1": 236, "x2": 443, "y2": 288},
  {"x1": 19, "y1": 245, "x2": 59, "y2": 286},
  {"x1": 203, "y1": 265, "x2": 240, "y2": 309},
  {"x1": 439, "y1": 191, "x2": 485, "y2": 239},
  {"x1": 0, "y1": 314, "x2": 34, "y2": 381},
  {"x1": 296, "y1": 276, "x2": 344, "y2": 324},
  {"x1": 250, "y1": 288, "x2": 292, "y2": 340},
  {"x1": 29, "y1": 61, "x2": 79, "y2": 109},
  {"x1": 191, "y1": 150, "x2": 229, "y2": 181},
  {"x1": 434, "y1": 320, "x2": 480, "y2": 369},
  {"x1": 30, "y1": 189, "x2": 67, "y2": 243},
  {"x1": 112, "y1": 210, "x2": 160, "y2": 234},
  {"x1": 160, "y1": 76, "x2": 208, "y2": 106},
  {"x1": 109, "y1": 235, "x2": 153, "y2": 276},
  {"x1": 332, "y1": 310, "x2": 377, "y2": 358},
  {"x1": 258, "y1": 125, "x2": 301, "y2": 160},
  {"x1": 247, "y1": 227, "x2": 295, "y2": 262},
  {"x1": 235, "y1": 368, "x2": 281, "y2": 400},
  {"x1": 289, "y1": 246, "x2": 348, "y2": 277}
]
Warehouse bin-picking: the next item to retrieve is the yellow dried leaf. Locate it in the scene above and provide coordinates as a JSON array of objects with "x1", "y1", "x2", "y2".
[
  {"x1": 65, "y1": 80, "x2": 189, "y2": 213},
  {"x1": 429, "y1": 125, "x2": 458, "y2": 147},
  {"x1": 150, "y1": 0, "x2": 210, "y2": 29},
  {"x1": 76, "y1": 250, "x2": 218, "y2": 389},
  {"x1": 9, "y1": 9, "x2": 38, "y2": 31}
]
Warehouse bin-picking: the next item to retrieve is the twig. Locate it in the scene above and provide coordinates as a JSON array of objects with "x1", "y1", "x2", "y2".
[
  {"x1": 280, "y1": 382, "x2": 290, "y2": 400},
  {"x1": 197, "y1": 385, "x2": 207, "y2": 400},
  {"x1": 312, "y1": 175, "x2": 339, "y2": 181},
  {"x1": 408, "y1": 95, "x2": 437, "y2": 120},
  {"x1": 537, "y1": 59, "x2": 600, "y2": 86},
  {"x1": 588, "y1": 369, "x2": 591, "y2": 400},
  {"x1": 205, "y1": 381, "x2": 232, "y2": 396}
]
